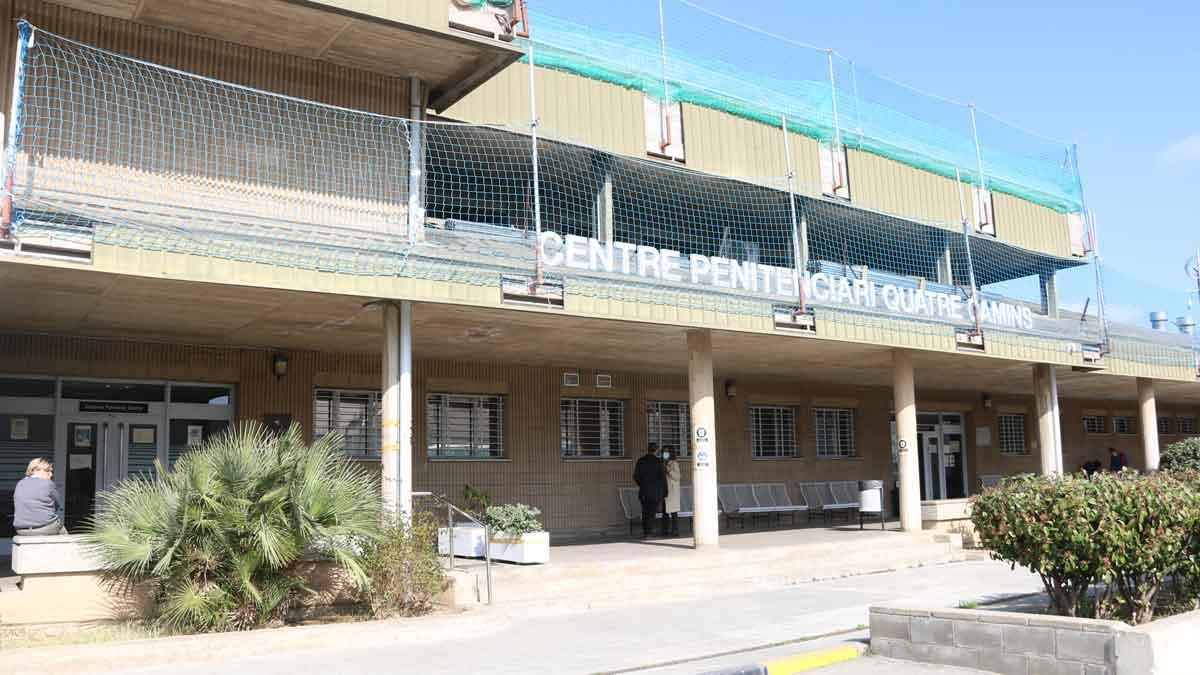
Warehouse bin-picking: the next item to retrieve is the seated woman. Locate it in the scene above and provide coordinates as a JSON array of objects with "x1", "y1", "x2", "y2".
[{"x1": 13, "y1": 458, "x2": 68, "y2": 536}]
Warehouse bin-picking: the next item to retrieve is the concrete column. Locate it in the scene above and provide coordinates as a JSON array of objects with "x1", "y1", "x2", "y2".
[
  {"x1": 936, "y1": 244, "x2": 953, "y2": 285},
  {"x1": 1033, "y1": 364, "x2": 1062, "y2": 475},
  {"x1": 892, "y1": 349, "x2": 921, "y2": 532},
  {"x1": 594, "y1": 171, "x2": 613, "y2": 243},
  {"x1": 687, "y1": 329, "x2": 719, "y2": 549},
  {"x1": 1138, "y1": 378, "x2": 1160, "y2": 472},
  {"x1": 1039, "y1": 273, "x2": 1059, "y2": 319},
  {"x1": 381, "y1": 301, "x2": 414, "y2": 521}
]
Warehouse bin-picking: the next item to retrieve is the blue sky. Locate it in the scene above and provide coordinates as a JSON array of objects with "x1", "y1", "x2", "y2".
[{"x1": 535, "y1": 0, "x2": 1200, "y2": 327}]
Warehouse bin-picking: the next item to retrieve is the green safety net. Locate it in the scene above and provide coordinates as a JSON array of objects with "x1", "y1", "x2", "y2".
[{"x1": 523, "y1": 10, "x2": 1083, "y2": 214}]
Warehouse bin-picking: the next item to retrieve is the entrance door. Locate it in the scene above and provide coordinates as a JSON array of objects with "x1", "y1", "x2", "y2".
[
  {"x1": 916, "y1": 412, "x2": 969, "y2": 501},
  {"x1": 61, "y1": 410, "x2": 162, "y2": 528}
]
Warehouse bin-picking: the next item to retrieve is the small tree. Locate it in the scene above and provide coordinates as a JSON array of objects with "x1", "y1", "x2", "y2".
[
  {"x1": 86, "y1": 424, "x2": 381, "y2": 633},
  {"x1": 1162, "y1": 438, "x2": 1200, "y2": 472}
]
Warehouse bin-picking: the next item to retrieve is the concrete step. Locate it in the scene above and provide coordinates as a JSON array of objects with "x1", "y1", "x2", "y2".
[{"x1": 455, "y1": 530, "x2": 964, "y2": 612}]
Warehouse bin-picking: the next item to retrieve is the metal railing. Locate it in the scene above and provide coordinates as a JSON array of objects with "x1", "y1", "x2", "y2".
[{"x1": 413, "y1": 491, "x2": 493, "y2": 605}]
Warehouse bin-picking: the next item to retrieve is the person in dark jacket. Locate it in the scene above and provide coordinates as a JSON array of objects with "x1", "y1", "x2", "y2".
[
  {"x1": 633, "y1": 443, "x2": 667, "y2": 539},
  {"x1": 13, "y1": 458, "x2": 68, "y2": 536}
]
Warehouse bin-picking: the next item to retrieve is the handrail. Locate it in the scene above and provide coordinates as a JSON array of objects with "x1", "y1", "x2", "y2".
[{"x1": 412, "y1": 491, "x2": 493, "y2": 605}]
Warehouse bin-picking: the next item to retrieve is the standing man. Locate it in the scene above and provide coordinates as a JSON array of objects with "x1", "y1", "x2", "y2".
[{"x1": 633, "y1": 443, "x2": 666, "y2": 539}]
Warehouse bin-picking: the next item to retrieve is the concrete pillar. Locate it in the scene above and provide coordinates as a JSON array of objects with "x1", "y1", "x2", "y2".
[
  {"x1": 1039, "y1": 273, "x2": 1059, "y2": 319},
  {"x1": 594, "y1": 171, "x2": 613, "y2": 243},
  {"x1": 936, "y1": 244, "x2": 953, "y2": 285},
  {"x1": 687, "y1": 329, "x2": 719, "y2": 549},
  {"x1": 382, "y1": 301, "x2": 414, "y2": 521},
  {"x1": 892, "y1": 349, "x2": 921, "y2": 532},
  {"x1": 1033, "y1": 364, "x2": 1062, "y2": 475},
  {"x1": 1138, "y1": 378, "x2": 1160, "y2": 472}
]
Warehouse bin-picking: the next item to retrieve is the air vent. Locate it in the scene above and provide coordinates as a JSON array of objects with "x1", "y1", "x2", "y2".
[
  {"x1": 562, "y1": 372, "x2": 580, "y2": 387},
  {"x1": 596, "y1": 373, "x2": 613, "y2": 388}
]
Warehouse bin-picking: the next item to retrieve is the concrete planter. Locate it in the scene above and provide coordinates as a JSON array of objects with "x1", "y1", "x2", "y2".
[
  {"x1": 488, "y1": 530, "x2": 549, "y2": 564},
  {"x1": 437, "y1": 524, "x2": 487, "y2": 558},
  {"x1": 870, "y1": 604, "x2": 1200, "y2": 675}
]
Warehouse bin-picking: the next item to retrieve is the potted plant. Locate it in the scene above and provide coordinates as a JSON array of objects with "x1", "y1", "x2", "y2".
[
  {"x1": 484, "y1": 503, "x2": 549, "y2": 564},
  {"x1": 437, "y1": 484, "x2": 491, "y2": 558}
]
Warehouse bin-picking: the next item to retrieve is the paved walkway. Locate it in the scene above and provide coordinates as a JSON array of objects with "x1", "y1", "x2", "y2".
[{"x1": 16, "y1": 559, "x2": 1040, "y2": 675}]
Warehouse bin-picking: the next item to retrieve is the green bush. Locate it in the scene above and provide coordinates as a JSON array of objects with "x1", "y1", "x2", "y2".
[
  {"x1": 972, "y1": 473, "x2": 1106, "y2": 618},
  {"x1": 86, "y1": 424, "x2": 381, "y2": 633},
  {"x1": 363, "y1": 512, "x2": 446, "y2": 618},
  {"x1": 484, "y1": 503, "x2": 543, "y2": 536},
  {"x1": 973, "y1": 471, "x2": 1200, "y2": 624},
  {"x1": 1162, "y1": 438, "x2": 1200, "y2": 472}
]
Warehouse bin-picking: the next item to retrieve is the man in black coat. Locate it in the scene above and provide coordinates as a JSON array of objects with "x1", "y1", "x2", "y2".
[{"x1": 633, "y1": 443, "x2": 667, "y2": 539}]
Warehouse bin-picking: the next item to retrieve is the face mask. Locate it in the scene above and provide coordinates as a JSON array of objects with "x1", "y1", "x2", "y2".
[{"x1": 662, "y1": 452, "x2": 670, "y2": 460}]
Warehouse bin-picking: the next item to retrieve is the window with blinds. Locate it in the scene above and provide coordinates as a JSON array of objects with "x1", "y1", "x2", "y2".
[
  {"x1": 561, "y1": 398, "x2": 625, "y2": 458},
  {"x1": 647, "y1": 401, "x2": 690, "y2": 457},
  {"x1": 426, "y1": 393, "x2": 504, "y2": 459},
  {"x1": 1158, "y1": 417, "x2": 1173, "y2": 434},
  {"x1": 750, "y1": 406, "x2": 797, "y2": 458},
  {"x1": 814, "y1": 407, "x2": 855, "y2": 458},
  {"x1": 997, "y1": 414, "x2": 1027, "y2": 455},
  {"x1": 1082, "y1": 415, "x2": 1108, "y2": 435},
  {"x1": 312, "y1": 389, "x2": 381, "y2": 457},
  {"x1": 1178, "y1": 416, "x2": 1196, "y2": 435}
]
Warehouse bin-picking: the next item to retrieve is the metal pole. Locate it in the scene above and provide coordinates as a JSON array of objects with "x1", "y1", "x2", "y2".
[
  {"x1": 780, "y1": 113, "x2": 807, "y2": 313},
  {"x1": 968, "y1": 104, "x2": 986, "y2": 195},
  {"x1": 1089, "y1": 210, "x2": 1109, "y2": 351},
  {"x1": 447, "y1": 502, "x2": 454, "y2": 570},
  {"x1": 955, "y1": 168, "x2": 982, "y2": 335},
  {"x1": 484, "y1": 525, "x2": 493, "y2": 604},
  {"x1": 527, "y1": 41, "x2": 544, "y2": 287},
  {"x1": 406, "y1": 76, "x2": 423, "y2": 246},
  {"x1": 850, "y1": 59, "x2": 863, "y2": 138},
  {"x1": 826, "y1": 50, "x2": 841, "y2": 149},
  {"x1": 657, "y1": 0, "x2": 672, "y2": 157}
]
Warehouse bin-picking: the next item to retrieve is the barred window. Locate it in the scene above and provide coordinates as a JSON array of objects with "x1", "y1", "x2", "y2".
[
  {"x1": 647, "y1": 401, "x2": 690, "y2": 457},
  {"x1": 426, "y1": 393, "x2": 504, "y2": 459},
  {"x1": 814, "y1": 407, "x2": 855, "y2": 458},
  {"x1": 1082, "y1": 415, "x2": 1107, "y2": 434},
  {"x1": 313, "y1": 389, "x2": 380, "y2": 457},
  {"x1": 1179, "y1": 416, "x2": 1197, "y2": 435},
  {"x1": 1158, "y1": 417, "x2": 1173, "y2": 434},
  {"x1": 561, "y1": 398, "x2": 625, "y2": 458},
  {"x1": 997, "y1": 414, "x2": 1027, "y2": 455},
  {"x1": 1113, "y1": 416, "x2": 1136, "y2": 435},
  {"x1": 750, "y1": 406, "x2": 797, "y2": 458}
]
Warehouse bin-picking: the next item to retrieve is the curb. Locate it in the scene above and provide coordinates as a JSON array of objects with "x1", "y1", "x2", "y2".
[{"x1": 702, "y1": 643, "x2": 865, "y2": 675}]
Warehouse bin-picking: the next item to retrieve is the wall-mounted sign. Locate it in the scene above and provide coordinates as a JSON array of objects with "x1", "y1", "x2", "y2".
[
  {"x1": 80, "y1": 401, "x2": 149, "y2": 414},
  {"x1": 10, "y1": 416, "x2": 28, "y2": 441},
  {"x1": 540, "y1": 232, "x2": 1036, "y2": 331},
  {"x1": 187, "y1": 424, "x2": 204, "y2": 447}
]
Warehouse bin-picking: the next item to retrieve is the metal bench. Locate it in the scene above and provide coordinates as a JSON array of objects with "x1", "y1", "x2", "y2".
[
  {"x1": 798, "y1": 481, "x2": 857, "y2": 524},
  {"x1": 620, "y1": 485, "x2": 699, "y2": 535},
  {"x1": 755, "y1": 483, "x2": 809, "y2": 526}
]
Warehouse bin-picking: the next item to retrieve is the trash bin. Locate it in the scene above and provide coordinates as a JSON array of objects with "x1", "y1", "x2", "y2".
[{"x1": 859, "y1": 479, "x2": 885, "y2": 530}]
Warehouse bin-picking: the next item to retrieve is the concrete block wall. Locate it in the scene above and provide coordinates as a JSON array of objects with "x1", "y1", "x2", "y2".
[{"x1": 870, "y1": 606, "x2": 1123, "y2": 675}]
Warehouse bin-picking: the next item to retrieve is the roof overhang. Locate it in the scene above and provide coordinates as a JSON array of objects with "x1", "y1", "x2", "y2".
[{"x1": 48, "y1": 0, "x2": 525, "y2": 111}]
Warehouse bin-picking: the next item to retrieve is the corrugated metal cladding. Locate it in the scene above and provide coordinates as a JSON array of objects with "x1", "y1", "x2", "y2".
[
  {"x1": 0, "y1": 0, "x2": 410, "y2": 117},
  {"x1": 443, "y1": 61, "x2": 646, "y2": 157},
  {"x1": 991, "y1": 191, "x2": 1071, "y2": 258},
  {"x1": 2, "y1": 333, "x2": 1197, "y2": 533},
  {"x1": 310, "y1": 0, "x2": 447, "y2": 32},
  {"x1": 680, "y1": 104, "x2": 822, "y2": 192}
]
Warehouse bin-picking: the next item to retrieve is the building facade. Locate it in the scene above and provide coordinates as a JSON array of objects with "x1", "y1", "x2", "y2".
[{"x1": 1, "y1": 0, "x2": 1196, "y2": 544}]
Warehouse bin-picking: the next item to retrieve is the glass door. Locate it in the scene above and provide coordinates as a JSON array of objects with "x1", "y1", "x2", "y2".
[
  {"x1": 917, "y1": 414, "x2": 941, "y2": 500},
  {"x1": 941, "y1": 413, "x2": 968, "y2": 499}
]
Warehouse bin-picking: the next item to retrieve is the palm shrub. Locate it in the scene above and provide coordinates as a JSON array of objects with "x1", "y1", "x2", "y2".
[{"x1": 86, "y1": 423, "x2": 381, "y2": 633}]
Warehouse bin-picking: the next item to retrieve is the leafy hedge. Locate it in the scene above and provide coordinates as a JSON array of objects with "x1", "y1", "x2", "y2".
[
  {"x1": 1162, "y1": 437, "x2": 1200, "y2": 472},
  {"x1": 973, "y1": 471, "x2": 1200, "y2": 624}
]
